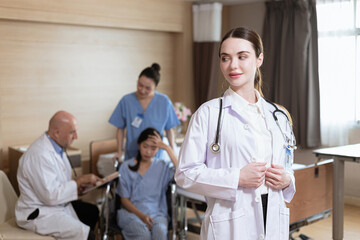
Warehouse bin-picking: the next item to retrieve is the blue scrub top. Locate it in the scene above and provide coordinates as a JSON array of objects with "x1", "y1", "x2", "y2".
[
  {"x1": 109, "y1": 91, "x2": 180, "y2": 160},
  {"x1": 116, "y1": 158, "x2": 175, "y2": 221}
]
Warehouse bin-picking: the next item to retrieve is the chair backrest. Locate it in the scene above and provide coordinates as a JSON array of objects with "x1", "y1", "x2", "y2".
[
  {"x1": 90, "y1": 139, "x2": 117, "y2": 176},
  {"x1": 0, "y1": 170, "x2": 18, "y2": 224}
]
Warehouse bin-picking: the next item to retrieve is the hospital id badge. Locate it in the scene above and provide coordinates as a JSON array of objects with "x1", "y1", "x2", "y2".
[
  {"x1": 131, "y1": 113, "x2": 144, "y2": 128},
  {"x1": 285, "y1": 145, "x2": 293, "y2": 173}
]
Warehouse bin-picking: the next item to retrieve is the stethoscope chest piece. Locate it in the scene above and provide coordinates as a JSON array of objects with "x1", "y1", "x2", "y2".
[
  {"x1": 210, "y1": 142, "x2": 221, "y2": 154},
  {"x1": 209, "y1": 97, "x2": 223, "y2": 154}
]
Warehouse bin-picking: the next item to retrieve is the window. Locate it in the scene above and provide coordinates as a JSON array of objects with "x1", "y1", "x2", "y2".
[{"x1": 317, "y1": 0, "x2": 360, "y2": 146}]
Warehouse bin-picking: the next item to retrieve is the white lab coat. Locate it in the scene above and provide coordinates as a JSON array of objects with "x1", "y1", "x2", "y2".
[
  {"x1": 175, "y1": 90, "x2": 296, "y2": 240},
  {"x1": 15, "y1": 133, "x2": 89, "y2": 240}
]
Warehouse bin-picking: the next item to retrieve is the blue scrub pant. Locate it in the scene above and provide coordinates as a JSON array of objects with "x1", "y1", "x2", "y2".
[{"x1": 118, "y1": 213, "x2": 168, "y2": 240}]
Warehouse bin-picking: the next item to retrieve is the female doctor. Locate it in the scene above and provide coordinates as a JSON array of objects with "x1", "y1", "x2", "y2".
[{"x1": 175, "y1": 27, "x2": 296, "y2": 240}]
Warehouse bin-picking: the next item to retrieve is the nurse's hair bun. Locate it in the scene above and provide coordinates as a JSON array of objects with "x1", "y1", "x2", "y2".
[
  {"x1": 139, "y1": 63, "x2": 161, "y2": 86},
  {"x1": 151, "y1": 63, "x2": 161, "y2": 73}
]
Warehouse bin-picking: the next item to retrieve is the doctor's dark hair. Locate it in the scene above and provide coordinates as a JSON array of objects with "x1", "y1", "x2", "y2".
[
  {"x1": 138, "y1": 63, "x2": 161, "y2": 86},
  {"x1": 129, "y1": 128, "x2": 160, "y2": 172},
  {"x1": 219, "y1": 27, "x2": 264, "y2": 97}
]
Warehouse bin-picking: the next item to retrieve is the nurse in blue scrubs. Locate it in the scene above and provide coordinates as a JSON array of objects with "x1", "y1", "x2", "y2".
[{"x1": 109, "y1": 63, "x2": 180, "y2": 161}]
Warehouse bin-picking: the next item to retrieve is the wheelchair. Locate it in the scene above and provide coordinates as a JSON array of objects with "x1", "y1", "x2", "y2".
[{"x1": 98, "y1": 160, "x2": 178, "y2": 240}]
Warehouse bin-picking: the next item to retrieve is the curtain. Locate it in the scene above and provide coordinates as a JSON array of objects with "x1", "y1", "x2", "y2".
[
  {"x1": 192, "y1": 3, "x2": 222, "y2": 109},
  {"x1": 316, "y1": 0, "x2": 357, "y2": 146},
  {"x1": 262, "y1": 0, "x2": 321, "y2": 148}
]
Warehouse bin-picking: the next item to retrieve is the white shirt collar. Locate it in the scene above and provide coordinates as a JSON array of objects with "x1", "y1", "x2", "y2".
[{"x1": 228, "y1": 88, "x2": 265, "y2": 116}]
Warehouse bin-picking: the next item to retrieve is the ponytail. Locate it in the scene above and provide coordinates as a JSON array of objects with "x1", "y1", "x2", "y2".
[
  {"x1": 128, "y1": 151, "x2": 141, "y2": 172},
  {"x1": 255, "y1": 67, "x2": 264, "y2": 97}
]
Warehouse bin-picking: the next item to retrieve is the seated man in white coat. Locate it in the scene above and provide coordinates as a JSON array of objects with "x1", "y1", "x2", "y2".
[{"x1": 15, "y1": 111, "x2": 100, "y2": 240}]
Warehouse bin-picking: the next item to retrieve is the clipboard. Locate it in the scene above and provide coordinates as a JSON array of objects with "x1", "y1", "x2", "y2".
[{"x1": 82, "y1": 172, "x2": 119, "y2": 194}]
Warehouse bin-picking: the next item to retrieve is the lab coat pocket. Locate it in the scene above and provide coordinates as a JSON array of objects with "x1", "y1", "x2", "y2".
[
  {"x1": 210, "y1": 208, "x2": 248, "y2": 240},
  {"x1": 279, "y1": 206, "x2": 289, "y2": 239}
]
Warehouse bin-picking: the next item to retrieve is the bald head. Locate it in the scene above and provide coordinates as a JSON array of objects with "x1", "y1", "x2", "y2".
[
  {"x1": 48, "y1": 111, "x2": 78, "y2": 148},
  {"x1": 48, "y1": 111, "x2": 75, "y2": 131}
]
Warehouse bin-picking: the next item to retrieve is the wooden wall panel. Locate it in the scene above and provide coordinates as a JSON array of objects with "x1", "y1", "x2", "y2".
[
  {"x1": 174, "y1": 0, "x2": 194, "y2": 112},
  {"x1": 0, "y1": 0, "x2": 184, "y2": 32},
  {"x1": 0, "y1": 19, "x2": 179, "y2": 172}
]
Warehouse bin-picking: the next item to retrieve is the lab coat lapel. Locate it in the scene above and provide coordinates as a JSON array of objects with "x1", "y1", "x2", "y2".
[
  {"x1": 261, "y1": 99, "x2": 283, "y2": 165},
  {"x1": 43, "y1": 134, "x2": 72, "y2": 180}
]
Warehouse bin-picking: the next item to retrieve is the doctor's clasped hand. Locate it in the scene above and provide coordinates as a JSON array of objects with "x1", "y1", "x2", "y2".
[
  {"x1": 238, "y1": 162, "x2": 267, "y2": 188},
  {"x1": 265, "y1": 163, "x2": 291, "y2": 190},
  {"x1": 238, "y1": 162, "x2": 291, "y2": 190}
]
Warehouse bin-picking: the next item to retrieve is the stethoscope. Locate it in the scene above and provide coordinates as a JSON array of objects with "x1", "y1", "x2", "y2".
[
  {"x1": 209, "y1": 98, "x2": 224, "y2": 154},
  {"x1": 209, "y1": 97, "x2": 297, "y2": 154}
]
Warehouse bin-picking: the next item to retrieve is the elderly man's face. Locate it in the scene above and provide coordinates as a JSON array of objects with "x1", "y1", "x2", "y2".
[{"x1": 56, "y1": 118, "x2": 78, "y2": 148}]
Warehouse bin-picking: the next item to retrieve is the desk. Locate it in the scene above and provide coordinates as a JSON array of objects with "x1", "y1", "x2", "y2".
[{"x1": 313, "y1": 143, "x2": 360, "y2": 240}]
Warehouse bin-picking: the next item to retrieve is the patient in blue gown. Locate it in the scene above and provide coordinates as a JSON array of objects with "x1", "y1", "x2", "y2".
[{"x1": 116, "y1": 128, "x2": 178, "y2": 240}]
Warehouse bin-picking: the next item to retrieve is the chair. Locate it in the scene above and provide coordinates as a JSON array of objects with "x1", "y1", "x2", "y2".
[
  {"x1": 0, "y1": 170, "x2": 55, "y2": 240},
  {"x1": 89, "y1": 138, "x2": 117, "y2": 177}
]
